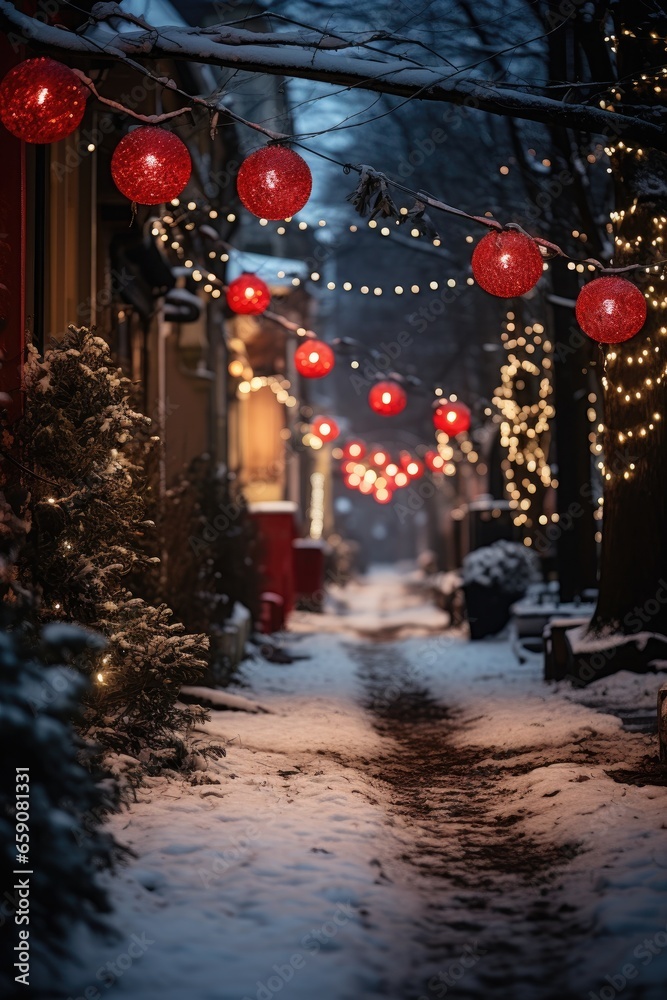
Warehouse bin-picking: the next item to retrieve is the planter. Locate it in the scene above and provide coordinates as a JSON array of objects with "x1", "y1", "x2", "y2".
[{"x1": 464, "y1": 583, "x2": 522, "y2": 640}]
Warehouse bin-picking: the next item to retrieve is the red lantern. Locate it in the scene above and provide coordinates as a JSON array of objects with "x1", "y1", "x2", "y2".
[
  {"x1": 433, "y1": 400, "x2": 471, "y2": 436},
  {"x1": 471, "y1": 230, "x2": 544, "y2": 298},
  {"x1": 226, "y1": 273, "x2": 271, "y2": 315},
  {"x1": 425, "y1": 449, "x2": 445, "y2": 472},
  {"x1": 342, "y1": 440, "x2": 365, "y2": 460},
  {"x1": 0, "y1": 58, "x2": 88, "y2": 144},
  {"x1": 237, "y1": 145, "x2": 312, "y2": 220},
  {"x1": 312, "y1": 416, "x2": 339, "y2": 443},
  {"x1": 404, "y1": 458, "x2": 424, "y2": 480},
  {"x1": 575, "y1": 276, "x2": 647, "y2": 344},
  {"x1": 368, "y1": 380, "x2": 407, "y2": 417},
  {"x1": 111, "y1": 127, "x2": 191, "y2": 205},
  {"x1": 370, "y1": 448, "x2": 389, "y2": 468},
  {"x1": 294, "y1": 339, "x2": 335, "y2": 379}
]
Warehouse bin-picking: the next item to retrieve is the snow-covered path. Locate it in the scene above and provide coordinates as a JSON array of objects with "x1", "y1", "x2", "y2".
[{"x1": 62, "y1": 570, "x2": 667, "y2": 1000}]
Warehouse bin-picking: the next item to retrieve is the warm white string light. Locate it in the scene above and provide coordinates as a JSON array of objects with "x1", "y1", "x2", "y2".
[
  {"x1": 235, "y1": 373, "x2": 297, "y2": 407},
  {"x1": 596, "y1": 187, "x2": 666, "y2": 482},
  {"x1": 152, "y1": 209, "x2": 476, "y2": 296},
  {"x1": 591, "y1": 26, "x2": 667, "y2": 486},
  {"x1": 492, "y1": 310, "x2": 554, "y2": 541}
]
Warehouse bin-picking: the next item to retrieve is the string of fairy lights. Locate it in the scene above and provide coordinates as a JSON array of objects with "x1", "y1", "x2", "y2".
[
  {"x1": 492, "y1": 309, "x2": 555, "y2": 541},
  {"x1": 595, "y1": 178, "x2": 667, "y2": 484},
  {"x1": 560, "y1": 34, "x2": 667, "y2": 491},
  {"x1": 151, "y1": 200, "x2": 485, "y2": 409},
  {"x1": 150, "y1": 199, "x2": 477, "y2": 297},
  {"x1": 138, "y1": 24, "x2": 667, "y2": 525},
  {"x1": 151, "y1": 181, "x2": 662, "y2": 509}
]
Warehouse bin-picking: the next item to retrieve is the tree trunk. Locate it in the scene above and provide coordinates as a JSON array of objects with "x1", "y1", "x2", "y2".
[
  {"x1": 592, "y1": 2, "x2": 667, "y2": 633},
  {"x1": 593, "y1": 145, "x2": 667, "y2": 632},
  {"x1": 550, "y1": 264, "x2": 599, "y2": 602},
  {"x1": 546, "y1": 9, "x2": 600, "y2": 602}
]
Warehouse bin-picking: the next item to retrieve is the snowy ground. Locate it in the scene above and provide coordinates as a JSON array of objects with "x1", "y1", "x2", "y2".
[{"x1": 59, "y1": 569, "x2": 667, "y2": 1000}]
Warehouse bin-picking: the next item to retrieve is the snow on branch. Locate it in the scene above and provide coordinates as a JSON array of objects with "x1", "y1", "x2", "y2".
[{"x1": 1, "y1": 1, "x2": 666, "y2": 152}]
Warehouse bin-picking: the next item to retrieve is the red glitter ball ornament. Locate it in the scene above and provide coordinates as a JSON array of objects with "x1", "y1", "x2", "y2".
[
  {"x1": 471, "y1": 230, "x2": 544, "y2": 297},
  {"x1": 237, "y1": 145, "x2": 312, "y2": 220},
  {"x1": 111, "y1": 127, "x2": 191, "y2": 205},
  {"x1": 294, "y1": 339, "x2": 335, "y2": 378},
  {"x1": 342, "y1": 440, "x2": 365, "y2": 460},
  {"x1": 226, "y1": 273, "x2": 271, "y2": 315},
  {"x1": 312, "y1": 416, "x2": 339, "y2": 443},
  {"x1": 370, "y1": 448, "x2": 389, "y2": 468},
  {"x1": 0, "y1": 57, "x2": 87, "y2": 144},
  {"x1": 404, "y1": 458, "x2": 424, "y2": 480},
  {"x1": 575, "y1": 276, "x2": 647, "y2": 344},
  {"x1": 433, "y1": 400, "x2": 471, "y2": 436},
  {"x1": 368, "y1": 380, "x2": 407, "y2": 417},
  {"x1": 425, "y1": 449, "x2": 445, "y2": 472}
]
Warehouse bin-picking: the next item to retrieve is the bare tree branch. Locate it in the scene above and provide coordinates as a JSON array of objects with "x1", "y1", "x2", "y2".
[{"x1": 0, "y1": 1, "x2": 665, "y2": 151}]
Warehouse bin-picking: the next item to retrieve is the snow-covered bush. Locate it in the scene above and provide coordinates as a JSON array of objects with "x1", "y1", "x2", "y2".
[
  {"x1": 5, "y1": 326, "x2": 209, "y2": 766},
  {"x1": 462, "y1": 539, "x2": 541, "y2": 596},
  {"x1": 138, "y1": 452, "x2": 260, "y2": 652},
  {"x1": 0, "y1": 611, "x2": 118, "y2": 994}
]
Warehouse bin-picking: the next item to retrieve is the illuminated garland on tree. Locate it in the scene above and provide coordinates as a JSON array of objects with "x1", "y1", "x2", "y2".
[{"x1": 492, "y1": 308, "x2": 554, "y2": 543}]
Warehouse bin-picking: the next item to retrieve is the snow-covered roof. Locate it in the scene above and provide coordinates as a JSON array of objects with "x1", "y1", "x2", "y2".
[{"x1": 248, "y1": 501, "x2": 298, "y2": 514}]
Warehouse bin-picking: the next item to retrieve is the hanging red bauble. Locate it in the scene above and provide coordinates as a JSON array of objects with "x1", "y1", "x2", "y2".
[
  {"x1": 368, "y1": 380, "x2": 407, "y2": 417},
  {"x1": 433, "y1": 400, "x2": 471, "y2": 436},
  {"x1": 425, "y1": 449, "x2": 445, "y2": 472},
  {"x1": 342, "y1": 440, "x2": 365, "y2": 460},
  {"x1": 111, "y1": 127, "x2": 191, "y2": 205},
  {"x1": 370, "y1": 448, "x2": 389, "y2": 468},
  {"x1": 374, "y1": 487, "x2": 393, "y2": 505},
  {"x1": 575, "y1": 276, "x2": 647, "y2": 344},
  {"x1": 226, "y1": 273, "x2": 271, "y2": 315},
  {"x1": 0, "y1": 57, "x2": 88, "y2": 144},
  {"x1": 312, "y1": 416, "x2": 339, "y2": 443},
  {"x1": 294, "y1": 338, "x2": 335, "y2": 378},
  {"x1": 471, "y1": 230, "x2": 544, "y2": 298},
  {"x1": 404, "y1": 458, "x2": 424, "y2": 480},
  {"x1": 237, "y1": 145, "x2": 312, "y2": 220}
]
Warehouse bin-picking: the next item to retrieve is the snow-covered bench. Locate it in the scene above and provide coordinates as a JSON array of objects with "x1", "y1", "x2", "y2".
[{"x1": 658, "y1": 683, "x2": 667, "y2": 763}]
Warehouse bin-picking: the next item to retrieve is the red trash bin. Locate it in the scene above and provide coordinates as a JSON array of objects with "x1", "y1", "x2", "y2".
[
  {"x1": 292, "y1": 539, "x2": 327, "y2": 611},
  {"x1": 258, "y1": 592, "x2": 285, "y2": 635},
  {"x1": 249, "y1": 502, "x2": 298, "y2": 631}
]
